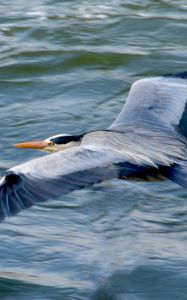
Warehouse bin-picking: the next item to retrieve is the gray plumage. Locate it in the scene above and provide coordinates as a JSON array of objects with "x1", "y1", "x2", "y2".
[{"x1": 1, "y1": 71, "x2": 187, "y2": 221}]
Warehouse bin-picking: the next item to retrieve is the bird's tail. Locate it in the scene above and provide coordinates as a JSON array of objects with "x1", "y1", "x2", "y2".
[{"x1": 163, "y1": 158, "x2": 187, "y2": 187}]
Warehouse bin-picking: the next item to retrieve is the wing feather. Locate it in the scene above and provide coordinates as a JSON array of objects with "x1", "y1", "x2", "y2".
[
  {"x1": 0, "y1": 145, "x2": 136, "y2": 220},
  {"x1": 110, "y1": 73, "x2": 187, "y2": 136}
]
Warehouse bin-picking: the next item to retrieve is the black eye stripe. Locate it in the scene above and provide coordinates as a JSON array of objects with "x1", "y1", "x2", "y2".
[{"x1": 50, "y1": 135, "x2": 81, "y2": 145}]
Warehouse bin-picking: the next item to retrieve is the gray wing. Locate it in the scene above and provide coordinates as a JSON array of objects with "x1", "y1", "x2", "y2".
[
  {"x1": 0, "y1": 143, "x2": 151, "y2": 221},
  {"x1": 110, "y1": 71, "x2": 187, "y2": 137}
]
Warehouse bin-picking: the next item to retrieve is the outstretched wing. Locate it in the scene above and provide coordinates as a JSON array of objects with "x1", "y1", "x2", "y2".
[
  {"x1": 0, "y1": 143, "x2": 150, "y2": 221},
  {"x1": 110, "y1": 71, "x2": 187, "y2": 137}
]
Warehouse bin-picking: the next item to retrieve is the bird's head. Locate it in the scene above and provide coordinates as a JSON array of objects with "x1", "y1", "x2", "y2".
[{"x1": 14, "y1": 134, "x2": 83, "y2": 152}]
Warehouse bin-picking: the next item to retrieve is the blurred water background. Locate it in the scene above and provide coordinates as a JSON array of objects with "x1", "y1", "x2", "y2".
[{"x1": 0, "y1": 0, "x2": 187, "y2": 299}]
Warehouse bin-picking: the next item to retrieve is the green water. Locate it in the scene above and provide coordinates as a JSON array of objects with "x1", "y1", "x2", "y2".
[{"x1": 0, "y1": 0, "x2": 187, "y2": 299}]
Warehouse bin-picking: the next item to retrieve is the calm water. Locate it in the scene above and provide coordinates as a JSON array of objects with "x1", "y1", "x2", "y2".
[{"x1": 0, "y1": 0, "x2": 187, "y2": 299}]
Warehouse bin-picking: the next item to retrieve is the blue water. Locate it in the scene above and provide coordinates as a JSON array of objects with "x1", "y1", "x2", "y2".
[{"x1": 0, "y1": 0, "x2": 187, "y2": 299}]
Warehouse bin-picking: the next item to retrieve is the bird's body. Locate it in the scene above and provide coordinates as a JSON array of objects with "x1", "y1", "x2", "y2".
[{"x1": 1, "y1": 71, "x2": 187, "y2": 221}]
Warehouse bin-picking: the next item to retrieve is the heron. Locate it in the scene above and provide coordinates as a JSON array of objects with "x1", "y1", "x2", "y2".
[{"x1": 1, "y1": 71, "x2": 187, "y2": 221}]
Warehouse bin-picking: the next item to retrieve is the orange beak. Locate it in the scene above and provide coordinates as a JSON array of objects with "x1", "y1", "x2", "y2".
[{"x1": 13, "y1": 140, "x2": 49, "y2": 150}]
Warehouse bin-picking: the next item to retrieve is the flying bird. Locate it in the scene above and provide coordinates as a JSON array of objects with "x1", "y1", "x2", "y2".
[{"x1": 1, "y1": 71, "x2": 187, "y2": 221}]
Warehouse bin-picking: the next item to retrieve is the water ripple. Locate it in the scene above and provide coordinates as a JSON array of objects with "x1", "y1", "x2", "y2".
[{"x1": 1, "y1": 0, "x2": 187, "y2": 299}]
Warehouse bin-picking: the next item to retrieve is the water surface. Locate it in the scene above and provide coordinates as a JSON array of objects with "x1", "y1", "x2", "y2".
[{"x1": 0, "y1": 0, "x2": 187, "y2": 299}]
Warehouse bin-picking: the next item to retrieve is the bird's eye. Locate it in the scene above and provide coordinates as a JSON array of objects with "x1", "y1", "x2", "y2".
[{"x1": 48, "y1": 141, "x2": 55, "y2": 147}]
